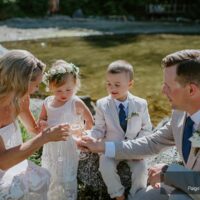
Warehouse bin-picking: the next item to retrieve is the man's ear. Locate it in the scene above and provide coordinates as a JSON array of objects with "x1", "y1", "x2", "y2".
[
  {"x1": 129, "y1": 80, "x2": 134, "y2": 88},
  {"x1": 188, "y1": 83, "x2": 198, "y2": 96}
]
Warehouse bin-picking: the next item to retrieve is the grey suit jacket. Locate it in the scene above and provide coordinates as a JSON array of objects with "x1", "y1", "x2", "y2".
[
  {"x1": 115, "y1": 110, "x2": 200, "y2": 200},
  {"x1": 90, "y1": 92, "x2": 152, "y2": 141}
]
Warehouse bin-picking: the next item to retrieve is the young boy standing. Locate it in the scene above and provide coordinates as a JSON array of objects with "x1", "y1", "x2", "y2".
[{"x1": 90, "y1": 60, "x2": 152, "y2": 200}]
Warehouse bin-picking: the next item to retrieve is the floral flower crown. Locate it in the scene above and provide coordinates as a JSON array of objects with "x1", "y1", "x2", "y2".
[{"x1": 43, "y1": 63, "x2": 79, "y2": 86}]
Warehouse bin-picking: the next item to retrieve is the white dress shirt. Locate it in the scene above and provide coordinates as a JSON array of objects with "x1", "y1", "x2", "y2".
[
  {"x1": 114, "y1": 98, "x2": 129, "y2": 116},
  {"x1": 190, "y1": 110, "x2": 200, "y2": 131}
]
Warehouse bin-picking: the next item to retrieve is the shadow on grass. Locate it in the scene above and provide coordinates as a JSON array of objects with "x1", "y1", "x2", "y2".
[{"x1": 82, "y1": 34, "x2": 139, "y2": 48}]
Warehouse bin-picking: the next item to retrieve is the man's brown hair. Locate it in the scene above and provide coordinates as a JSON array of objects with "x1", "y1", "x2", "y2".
[{"x1": 162, "y1": 49, "x2": 200, "y2": 86}]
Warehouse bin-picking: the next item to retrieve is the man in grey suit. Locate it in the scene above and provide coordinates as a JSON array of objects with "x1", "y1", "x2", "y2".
[{"x1": 79, "y1": 49, "x2": 200, "y2": 200}]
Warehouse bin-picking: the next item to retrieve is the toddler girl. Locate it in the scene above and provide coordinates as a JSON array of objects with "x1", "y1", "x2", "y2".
[{"x1": 39, "y1": 60, "x2": 93, "y2": 200}]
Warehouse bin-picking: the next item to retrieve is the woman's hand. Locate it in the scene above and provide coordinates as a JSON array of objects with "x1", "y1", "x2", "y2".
[{"x1": 42, "y1": 124, "x2": 70, "y2": 143}]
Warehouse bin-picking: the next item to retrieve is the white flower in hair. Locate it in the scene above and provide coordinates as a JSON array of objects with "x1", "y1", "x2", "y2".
[
  {"x1": 42, "y1": 62, "x2": 79, "y2": 87},
  {"x1": 51, "y1": 69, "x2": 57, "y2": 75},
  {"x1": 57, "y1": 66, "x2": 66, "y2": 74}
]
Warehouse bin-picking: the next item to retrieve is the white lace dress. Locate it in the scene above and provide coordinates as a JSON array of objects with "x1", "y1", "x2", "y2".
[
  {"x1": 41, "y1": 96, "x2": 79, "y2": 200},
  {"x1": 0, "y1": 121, "x2": 50, "y2": 200}
]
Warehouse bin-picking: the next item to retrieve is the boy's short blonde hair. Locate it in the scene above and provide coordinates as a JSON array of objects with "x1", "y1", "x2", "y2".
[{"x1": 107, "y1": 60, "x2": 134, "y2": 80}]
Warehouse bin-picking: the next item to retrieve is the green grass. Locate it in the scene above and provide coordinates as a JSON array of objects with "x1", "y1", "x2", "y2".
[{"x1": 3, "y1": 34, "x2": 200, "y2": 125}]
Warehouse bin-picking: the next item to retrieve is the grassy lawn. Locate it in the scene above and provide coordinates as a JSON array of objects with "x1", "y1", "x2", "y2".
[{"x1": 3, "y1": 34, "x2": 200, "y2": 125}]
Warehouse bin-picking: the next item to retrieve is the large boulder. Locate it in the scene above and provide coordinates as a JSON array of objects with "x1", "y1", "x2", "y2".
[{"x1": 78, "y1": 153, "x2": 131, "y2": 199}]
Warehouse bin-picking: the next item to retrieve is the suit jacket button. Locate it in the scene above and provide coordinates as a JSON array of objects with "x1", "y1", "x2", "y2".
[{"x1": 124, "y1": 137, "x2": 127, "y2": 140}]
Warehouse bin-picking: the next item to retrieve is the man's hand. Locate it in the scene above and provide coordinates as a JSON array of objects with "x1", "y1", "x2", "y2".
[
  {"x1": 147, "y1": 163, "x2": 167, "y2": 188},
  {"x1": 77, "y1": 135, "x2": 105, "y2": 153}
]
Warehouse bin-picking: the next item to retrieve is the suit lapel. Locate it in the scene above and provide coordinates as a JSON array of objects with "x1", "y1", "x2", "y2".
[
  {"x1": 179, "y1": 113, "x2": 187, "y2": 165},
  {"x1": 127, "y1": 94, "x2": 137, "y2": 117},
  {"x1": 187, "y1": 148, "x2": 200, "y2": 169},
  {"x1": 187, "y1": 122, "x2": 200, "y2": 169},
  {"x1": 126, "y1": 93, "x2": 137, "y2": 135},
  {"x1": 107, "y1": 96, "x2": 121, "y2": 127}
]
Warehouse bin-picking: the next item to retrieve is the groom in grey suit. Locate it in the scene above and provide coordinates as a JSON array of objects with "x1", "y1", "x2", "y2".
[{"x1": 79, "y1": 49, "x2": 200, "y2": 200}]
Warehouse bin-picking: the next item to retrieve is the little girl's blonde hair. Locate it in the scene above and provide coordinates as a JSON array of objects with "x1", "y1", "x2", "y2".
[
  {"x1": 44, "y1": 60, "x2": 80, "y2": 93},
  {"x1": 0, "y1": 49, "x2": 45, "y2": 113}
]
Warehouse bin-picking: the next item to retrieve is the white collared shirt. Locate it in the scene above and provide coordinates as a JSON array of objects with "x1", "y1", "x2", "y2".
[
  {"x1": 114, "y1": 98, "x2": 129, "y2": 116},
  {"x1": 190, "y1": 110, "x2": 200, "y2": 131}
]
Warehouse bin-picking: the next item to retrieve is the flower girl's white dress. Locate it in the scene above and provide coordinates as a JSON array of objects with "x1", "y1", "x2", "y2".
[
  {"x1": 0, "y1": 121, "x2": 50, "y2": 200},
  {"x1": 42, "y1": 96, "x2": 79, "y2": 200}
]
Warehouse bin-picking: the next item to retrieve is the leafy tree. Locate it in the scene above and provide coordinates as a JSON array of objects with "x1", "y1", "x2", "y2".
[{"x1": 16, "y1": 0, "x2": 48, "y2": 16}]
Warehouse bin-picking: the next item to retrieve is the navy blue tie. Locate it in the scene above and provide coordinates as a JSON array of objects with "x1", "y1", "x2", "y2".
[
  {"x1": 182, "y1": 117, "x2": 194, "y2": 163},
  {"x1": 119, "y1": 103, "x2": 127, "y2": 132}
]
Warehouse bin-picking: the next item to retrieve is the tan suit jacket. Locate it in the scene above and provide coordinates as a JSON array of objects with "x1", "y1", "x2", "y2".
[
  {"x1": 90, "y1": 92, "x2": 152, "y2": 141},
  {"x1": 115, "y1": 110, "x2": 200, "y2": 200}
]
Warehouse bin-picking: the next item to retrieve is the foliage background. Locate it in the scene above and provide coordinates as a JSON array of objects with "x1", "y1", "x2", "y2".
[{"x1": 0, "y1": 0, "x2": 200, "y2": 20}]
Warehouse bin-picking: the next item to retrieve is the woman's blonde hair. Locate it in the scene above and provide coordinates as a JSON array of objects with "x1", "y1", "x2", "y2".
[{"x1": 0, "y1": 49, "x2": 46, "y2": 114}]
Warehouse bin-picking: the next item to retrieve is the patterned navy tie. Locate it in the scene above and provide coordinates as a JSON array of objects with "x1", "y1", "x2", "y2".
[
  {"x1": 182, "y1": 116, "x2": 194, "y2": 163},
  {"x1": 119, "y1": 103, "x2": 127, "y2": 132}
]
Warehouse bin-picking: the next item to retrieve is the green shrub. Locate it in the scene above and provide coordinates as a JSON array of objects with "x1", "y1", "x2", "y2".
[
  {"x1": 59, "y1": 0, "x2": 78, "y2": 16},
  {"x1": 0, "y1": 0, "x2": 22, "y2": 20},
  {"x1": 59, "y1": 0, "x2": 146, "y2": 16},
  {"x1": 16, "y1": 0, "x2": 48, "y2": 17}
]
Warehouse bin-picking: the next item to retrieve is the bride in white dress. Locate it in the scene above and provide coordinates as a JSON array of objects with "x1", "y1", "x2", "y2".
[
  {"x1": 0, "y1": 50, "x2": 69, "y2": 199},
  {"x1": 0, "y1": 122, "x2": 50, "y2": 200}
]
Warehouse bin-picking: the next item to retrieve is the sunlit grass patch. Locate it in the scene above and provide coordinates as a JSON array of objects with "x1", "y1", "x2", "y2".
[{"x1": 3, "y1": 34, "x2": 200, "y2": 125}]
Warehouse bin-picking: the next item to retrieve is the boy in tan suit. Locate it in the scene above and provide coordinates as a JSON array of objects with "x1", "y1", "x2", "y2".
[{"x1": 89, "y1": 60, "x2": 152, "y2": 200}]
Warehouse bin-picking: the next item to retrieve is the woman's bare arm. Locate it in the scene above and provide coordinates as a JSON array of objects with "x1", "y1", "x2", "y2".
[
  {"x1": 37, "y1": 104, "x2": 48, "y2": 131},
  {"x1": 0, "y1": 124, "x2": 69, "y2": 170}
]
